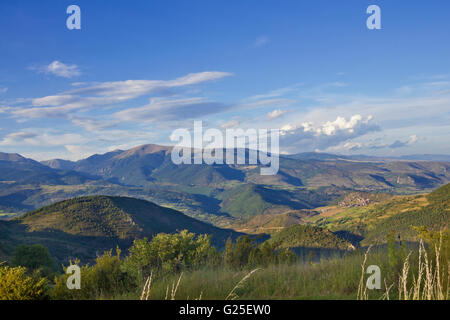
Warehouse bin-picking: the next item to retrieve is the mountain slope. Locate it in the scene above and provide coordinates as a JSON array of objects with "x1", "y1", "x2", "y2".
[
  {"x1": 1, "y1": 196, "x2": 241, "y2": 263},
  {"x1": 266, "y1": 224, "x2": 355, "y2": 251},
  {"x1": 305, "y1": 183, "x2": 450, "y2": 245},
  {"x1": 38, "y1": 144, "x2": 450, "y2": 191},
  {"x1": 41, "y1": 159, "x2": 76, "y2": 170},
  {"x1": 217, "y1": 184, "x2": 345, "y2": 219},
  {"x1": 0, "y1": 152, "x2": 95, "y2": 186},
  {"x1": 18, "y1": 196, "x2": 239, "y2": 242}
]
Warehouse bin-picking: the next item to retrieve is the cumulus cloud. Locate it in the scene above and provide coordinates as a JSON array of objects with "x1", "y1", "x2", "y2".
[
  {"x1": 279, "y1": 114, "x2": 379, "y2": 152},
  {"x1": 37, "y1": 61, "x2": 81, "y2": 78}
]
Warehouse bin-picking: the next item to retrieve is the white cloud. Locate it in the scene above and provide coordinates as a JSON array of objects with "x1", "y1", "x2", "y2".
[
  {"x1": 267, "y1": 109, "x2": 288, "y2": 120},
  {"x1": 0, "y1": 131, "x2": 86, "y2": 147},
  {"x1": 40, "y1": 61, "x2": 81, "y2": 78},
  {"x1": 330, "y1": 133, "x2": 420, "y2": 153},
  {"x1": 340, "y1": 141, "x2": 363, "y2": 151},
  {"x1": 114, "y1": 97, "x2": 231, "y2": 122},
  {"x1": 408, "y1": 134, "x2": 419, "y2": 145},
  {"x1": 0, "y1": 87, "x2": 8, "y2": 94},
  {"x1": 279, "y1": 114, "x2": 379, "y2": 153},
  {"x1": 69, "y1": 71, "x2": 232, "y2": 100},
  {"x1": 70, "y1": 116, "x2": 120, "y2": 131},
  {"x1": 64, "y1": 145, "x2": 98, "y2": 160},
  {"x1": 9, "y1": 71, "x2": 232, "y2": 120},
  {"x1": 221, "y1": 119, "x2": 240, "y2": 129}
]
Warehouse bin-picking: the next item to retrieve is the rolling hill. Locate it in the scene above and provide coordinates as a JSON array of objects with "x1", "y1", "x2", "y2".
[
  {"x1": 0, "y1": 196, "x2": 241, "y2": 263},
  {"x1": 304, "y1": 183, "x2": 450, "y2": 245},
  {"x1": 266, "y1": 224, "x2": 355, "y2": 251}
]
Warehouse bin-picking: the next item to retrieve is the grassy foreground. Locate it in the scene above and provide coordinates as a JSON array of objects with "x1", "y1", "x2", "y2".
[{"x1": 1, "y1": 228, "x2": 448, "y2": 300}]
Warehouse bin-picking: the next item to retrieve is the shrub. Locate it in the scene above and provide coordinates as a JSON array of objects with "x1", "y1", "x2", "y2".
[
  {"x1": 52, "y1": 248, "x2": 135, "y2": 300},
  {"x1": 0, "y1": 264, "x2": 48, "y2": 300},
  {"x1": 122, "y1": 230, "x2": 217, "y2": 285}
]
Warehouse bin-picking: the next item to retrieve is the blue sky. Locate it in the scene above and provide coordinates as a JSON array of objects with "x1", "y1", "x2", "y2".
[{"x1": 0, "y1": 0, "x2": 449, "y2": 160}]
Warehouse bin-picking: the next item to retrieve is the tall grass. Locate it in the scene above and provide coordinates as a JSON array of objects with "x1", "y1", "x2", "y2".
[
  {"x1": 126, "y1": 251, "x2": 390, "y2": 300},
  {"x1": 397, "y1": 238, "x2": 448, "y2": 300},
  {"x1": 358, "y1": 233, "x2": 449, "y2": 300}
]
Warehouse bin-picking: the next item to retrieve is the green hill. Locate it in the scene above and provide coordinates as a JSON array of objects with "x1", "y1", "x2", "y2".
[
  {"x1": 1, "y1": 196, "x2": 241, "y2": 263},
  {"x1": 266, "y1": 224, "x2": 355, "y2": 251},
  {"x1": 361, "y1": 183, "x2": 449, "y2": 244},
  {"x1": 18, "y1": 196, "x2": 237, "y2": 240},
  {"x1": 217, "y1": 184, "x2": 345, "y2": 219},
  {"x1": 305, "y1": 183, "x2": 450, "y2": 245}
]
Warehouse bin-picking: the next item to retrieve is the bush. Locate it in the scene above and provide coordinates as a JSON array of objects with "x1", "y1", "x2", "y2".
[
  {"x1": 52, "y1": 248, "x2": 135, "y2": 300},
  {"x1": 0, "y1": 264, "x2": 48, "y2": 300},
  {"x1": 225, "y1": 236, "x2": 297, "y2": 269},
  {"x1": 122, "y1": 230, "x2": 218, "y2": 284}
]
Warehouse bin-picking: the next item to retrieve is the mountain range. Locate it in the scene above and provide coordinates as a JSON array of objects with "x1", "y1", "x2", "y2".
[
  {"x1": 1, "y1": 144, "x2": 449, "y2": 226},
  {"x1": 0, "y1": 144, "x2": 449, "y2": 263}
]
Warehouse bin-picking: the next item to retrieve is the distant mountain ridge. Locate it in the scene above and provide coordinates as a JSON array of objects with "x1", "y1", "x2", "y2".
[
  {"x1": 286, "y1": 152, "x2": 450, "y2": 162},
  {"x1": 1, "y1": 144, "x2": 450, "y2": 225}
]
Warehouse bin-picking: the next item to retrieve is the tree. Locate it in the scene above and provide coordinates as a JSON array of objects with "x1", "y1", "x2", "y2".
[
  {"x1": 12, "y1": 244, "x2": 54, "y2": 276},
  {"x1": 122, "y1": 230, "x2": 216, "y2": 284}
]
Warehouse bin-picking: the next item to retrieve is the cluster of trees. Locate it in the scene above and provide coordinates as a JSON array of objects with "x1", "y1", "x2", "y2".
[
  {"x1": 224, "y1": 236, "x2": 296, "y2": 268},
  {"x1": 0, "y1": 230, "x2": 296, "y2": 299}
]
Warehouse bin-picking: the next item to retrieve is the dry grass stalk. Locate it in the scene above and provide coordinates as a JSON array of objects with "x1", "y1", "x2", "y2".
[
  {"x1": 398, "y1": 251, "x2": 412, "y2": 300},
  {"x1": 412, "y1": 240, "x2": 424, "y2": 300},
  {"x1": 225, "y1": 268, "x2": 261, "y2": 300},
  {"x1": 381, "y1": 279, "x2": 394, "y2": 300},
  {"x1": 399, "y1": 232, "x2": 447, "y2": 300},
  {"x1": 170, "y1": 272, "x2": 183, "y2": 300},
  {"x1": 140, "y1": 271, "x2": 153, "y2": 300},
  {"x1": 357, "y1": 245, "x2": 372, "y2": 300}
]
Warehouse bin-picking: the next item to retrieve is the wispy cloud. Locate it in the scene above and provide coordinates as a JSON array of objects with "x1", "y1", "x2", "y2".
[
  {"x1": 0, "y1": 130, "x2": 86, "y2": 147},
  {"x1": 7, "y1": 71, "x2": 232, "y2": 119},
  {"x1": 221, "y1": 119, "x2": 240, "y2": 129},
  {"x1": 114, "y1": 97, "x2": 232, "y2": 122}
]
